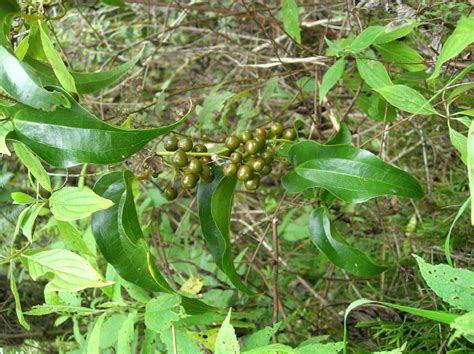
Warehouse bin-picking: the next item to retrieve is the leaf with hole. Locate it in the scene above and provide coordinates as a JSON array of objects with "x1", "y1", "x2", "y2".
[
  {"x1": 215, "y1": 309, "x2": 240, "y2": 354},
  {"x1": 4, "y1": 88, "x2": 190, "y2": 167},
  {"x1": 283, "y1": 140, "x2": 424, "y2": 203},
  {"x1": 309, "y1": 207, "x2": 386, "y2": 277},
  {"x1": 198, "y1": 166, "x2": 253, "y2": 294}
]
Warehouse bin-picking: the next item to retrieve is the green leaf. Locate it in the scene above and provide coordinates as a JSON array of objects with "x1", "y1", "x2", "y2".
[
  {"x1": 429, "y1": 17, "x2": 474, "y2": 80},
  {"x1": 343, "y1": 299, "x2": 459, "y2": 353},
  {"x1": 5, "y1": 88, "x2": 189, "y2": 167},
  {"x1": 145, "y1": 294, "x2": 181, "y2": 332},
  {"x1": 18, "y1": 201, "x2": 45, "y2": 242},
  {"x1": 242, "y1": 323, "x2": 280, "y2": 351},
  {"x1": 376, "y1": 85, "x2": 437, "y2": 115},
  {"x1": 296, "y1": 342, "x2": 344, "y2": 354},
  {"x1": 326, "y1": 123, "x2": 352, "y2": 145},
  {"x1": 197, "y1": 166, "x2": 253, "y2": 294},
  {"x1": 91, "y1": 171, "x2": 212, "y2": 314},
  {"x1": 215, "y1": 309, "x2": 240, "y2": 354},
  {"x1": 56, "y1": 220, "x2": 95, "y2": 256},
  {"x1": 468, "y1": 121, "x2": 474, "y2": 225},
  {"x1": 20, "y1": 249, "x2": 111, "y2": 292},
  {"x1": 319, "y1": 58, "x2": 345, "y2": 103},
  {"x1": 450, "y1": 311, "x2": 474, "y2": 344},
  {"x1": 309, "y1": 207, "x2": 386, "y2": 277},
  {"x1": 375, "y1": 41, "x2": 426, "y2": 72},
  {"x1": 448, "y1": 124, "x2": 467, "y2": 164},
  {"x1": 50, "y1": 186, "x2": 114, "y2": 221},
  {"x1": 373, "y1": 20, "x2": 418, "y2": 44},
  {"x1": 0, "y1": 0, "x2": 20, "y2": 48},
  {"x1": 414, "y1": 255, "x2": 474, "y2": 311},
  {"x1": 282, "y1": 0, "x2": 301, "y2": 44},
  {"x1": 0, "y1": 46, "x2": 69, "y2": 110},
  {"x1": 38, "y1": 22, "x2": 77, "y2": 93},
  {"x1": 72, "y1": 50, "x2": 142, "y2": 94},
  {"x1": 356, "y1": 57, "x2": 392, "y2": 89},
  {"x1": 9, "y1": 263, "x2": 30, "y2": 330},
  {"x1": 243, "y1": 344, "x2": 294, "y2": 353},
  {"x1": 87, "y1": 313, "x2": 107, "y2": 354},
  {"x1": 0, "y1": 119, "x2": 13, "y2": 155},
  {"x1": 13, "y1": 141, "x2": 52, "y2": 192},
  {"x1": 11, "y1": 191, "x2": 36, "y2": 204},
  {"x1": 117, "y1": 312, "x2": 137, "y2": 353},
  {"x1": 444, "y1": 197, "x2": 470, "y2": 267},
  {"x1": 350, "y1": 26, "x2": 386, "y2": 53},
  {"x1": 283, "y1": 140, "x2": 424, "y2": 203},
  {"x1": 357, "y1": 92, "x2": 396, "y2": 122}
]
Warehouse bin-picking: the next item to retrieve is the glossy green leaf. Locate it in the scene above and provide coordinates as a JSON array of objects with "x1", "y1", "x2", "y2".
[
  {"x1": 373, "y1": 20, "x2": 418, "y2": 44},
  {"x1": 197, "y1": 166, "x2": 253, "y2": 294},
  {"x1": 215, "y1": 309, "x2": 240, "y2": 354},
  {"x1": 356, "y1": 57, "x2": 392, "y2": 89},
  {"x1": 429, "y1": 17, "x2": 474, "y2": 80},
  {"x1": 38, "y1": 23, "x2": 77, "y2": 93},
  {"x1": 282, "y1": 0, "x2": 301, "y2": 44},
  {"x1": 309, "y1": 207, "x2": 386, "y2": 277},
  {"x1": 468, "y1": 121, "x2": 474, "y2": 225},
  {"x1": 319, "y1": 57, "x2": 345, "y2": 103},
  {"x1": 20, "y1": 249, "x2": 111, "y2": 292},
  {"x1": 13, "y1": 142, "x2": 52, "y2": 192},
  {"x1": 415, "y1": 255, "x2": 474, "y2": 311},
  {"x1": 376, "y1": 85, "x2": 437, "y2": 115},
  {"x1": 0, "y1": 119, "x2": 13, "y2": 155},
  {"x1": 375, "y1": 41, "x2": 426, "y2": 72},
  {"x1": 11, "y1": 191, "x2": 36, "y2": 204},
  {"x1": 5, "y1": 89, "x2": 189, "y2": 167},
  {"x1": 0, "y1": 46, "x2": 69, "y2": 110},
  {"x1": 50, "y1": 187, "x2": 114, "y2": 221},
  {"x1": 350, "y1": 26, "x2": 386, "y2": 53},
  {"x1": 0, "y1": 0, "x2": 20, "y2": 48},
  {"x1": 283, "y1": 140, "x2": 424, "y2": 203},
  {"x1": 91, "y1": 170, "x2": 212, "y2": 314},
  {"x1": 326, "y1": 123, "x2": 352, "y2": 145}
]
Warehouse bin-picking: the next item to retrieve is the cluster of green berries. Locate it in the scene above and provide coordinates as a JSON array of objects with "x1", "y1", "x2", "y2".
[{"x1": 160, "y1": 122, "x2": 297, "y2": 200}]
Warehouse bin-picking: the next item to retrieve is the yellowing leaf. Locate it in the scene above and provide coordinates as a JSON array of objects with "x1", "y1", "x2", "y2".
[
  {"x1": 180, "y1": 275, "x2": 204, "y2": 295},
  {"x1": 50, "y1": 186, "x2": 114, "y2": 221}
]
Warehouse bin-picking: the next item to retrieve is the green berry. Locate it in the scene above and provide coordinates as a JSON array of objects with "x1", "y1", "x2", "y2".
[
  {"x1": 187, "y1": 158, "x2": 203, "y2": 174},
  {"x1": 178, "y1": 137, "x2": 193, "y2": 152},
  {"x1": 225, "y1": 135, "x2": 241, "y2": 150},
  {"x1": 172, "y1": 149, "x2": 188, "y2": 168},
  {"x1": 244, "y1": 139, "x2": 260, "y2": 155},
  {"x1": 251, "y1": 158, "x2": 265, "y2": 172},
  {"x1": 164, "y1": 136, "x2": 178, "y2": 151},
  {"x1": 223, "y1": 163, "x2": 238, "y2": 177},
  {"x1": 230, "y1": 151, "x2": 243, "y2": 164},
  {"x1": 244, "y1": 176, "x2": 260, "y2": 191},
  {"x1": 180, "y1": 173, "x2": 198, "y2": 189},
  {"x1": 164, "y1": 187, "x2": 178, "y2": 200},
  {"x1": 254, "y1": 136, "x2": 266, "y2": 152},
  {"x1": 270, "y1": 122, "x2": 284, "y2": 137},
  {"x1": 261, "y1": 150, "x2": 274, "y2": 164},
  {"x1": 282, "y1": 128, "x2": 297, "y2": 141},
  {"x1": 237, "y1": 164, "x2": 253, "y2": 181},
  {"x1": 241, "y1": 130, "x2": 253, "y2": 142},
  {"x1": 194, "y1": 144, "x2": 208, "y2": 153},
  {"x1": 201, "y1": 165, "x2": 215, "y2": 183},
  {"x1": 260, "y1": 164, "x2": 272, "y2": 176},
  {"x1": 255, "y1": 128, "x2": 267, "y2": 139},
  {"x1": 201, "y1": 156, "x2": 212, "y2": 165}
]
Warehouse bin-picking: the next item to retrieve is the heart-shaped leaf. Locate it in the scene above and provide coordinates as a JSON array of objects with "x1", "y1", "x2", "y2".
[
  {"x1": 283, "y1": 140, "x2": 423, "y2": 203},
  {"x1": 197, "y1": 166, "x2": 253, "y2": 294},
  {"x1": 4, "y1": 88, "x2": 189, "y2": 167},
  {"x1": 91, "y1": 170, "x2": 212, "y2": 314},
  {"x1": 309, "y1": 207, "x2": 386, "y2": 277}
]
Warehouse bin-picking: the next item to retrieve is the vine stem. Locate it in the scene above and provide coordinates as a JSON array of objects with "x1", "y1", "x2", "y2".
[{"x1": 271, "y1": 217, "x2": 279, "y2": 343}]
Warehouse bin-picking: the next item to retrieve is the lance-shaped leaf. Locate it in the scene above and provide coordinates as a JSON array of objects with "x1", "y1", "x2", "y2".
[
  {"x1": 25, "y1": 49, "x2": 142, "y2": 94},
  {"x1": 0, "y1": 46, "x2": 69, "y2": 111},
  {"x1": 197, "y1": 166, "x2": 253, "y2": 294},
  {"x1": 5, "y1": 88, "x2": 189, "y2": 167},
  {"x1": 0, "y1": 0, "x2": 20, "y2": 48},
  {"x1": 283, "y1": 140, "x2": 423, "y2": 203},
  {"x1": 319, "y1": 57, "x2": 345, "y2": 103},
  {"x1": 91, "y1": 170, "x2": 212, "y2": 314},
  {"x1": 309, "y1": 208, "x2": 386, "y2": 277}
]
